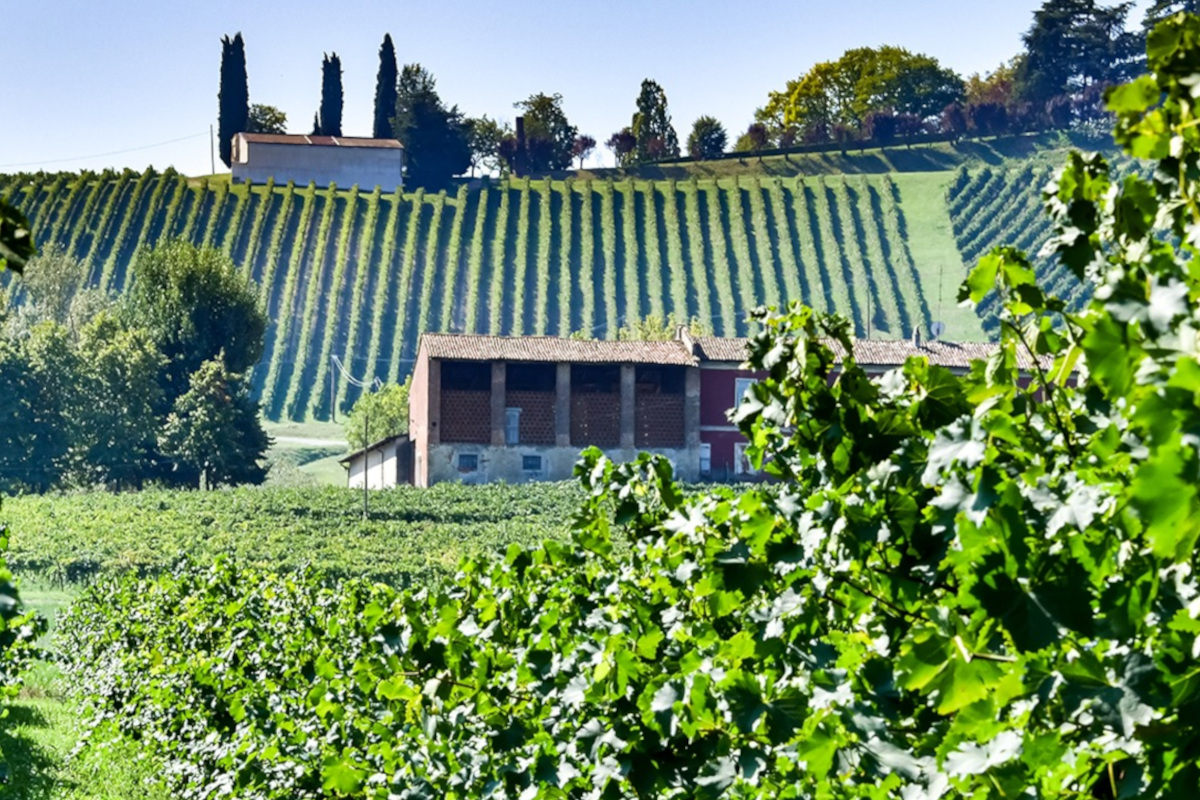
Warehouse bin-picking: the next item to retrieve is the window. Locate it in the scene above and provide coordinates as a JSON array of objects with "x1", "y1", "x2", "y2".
[
  {"x1": 457, "y1": 453, "x2": 478, "y2": 472},
  {"x1": 699, "y1": 443, "x2": 712, "y2": 476},
  {"x1": 522, "y1": 455, "x2": 543, "y2": 472},
  {"x1": 505, "y1": 407, "x2": 522, "y2": 445},
  {"x1": 735, "y1": 377, "x2": 756, "y2": 407}
]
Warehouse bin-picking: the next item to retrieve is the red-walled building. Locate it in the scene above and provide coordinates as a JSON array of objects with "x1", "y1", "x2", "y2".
[
  {"x1": 346, "y1": 330, "x2": 1014, "y2": 487},
  {"x1": 686, "y1": 333, "x2": 1006, "y2": 479}
]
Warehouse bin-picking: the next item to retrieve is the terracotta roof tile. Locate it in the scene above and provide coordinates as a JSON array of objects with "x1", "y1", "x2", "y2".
[
  {"x1": 420, "y1": 334, "x2": 1045, "y2": 372},
  {"x1": 420, "y1": 334, "x2": 697, "y2": 366},
  {"x1": 694, "y1": 336, "x2": 1043, "y2": 370},
  {"x1": 238, "y1": 133, "x2": 403, "y2": 149}
]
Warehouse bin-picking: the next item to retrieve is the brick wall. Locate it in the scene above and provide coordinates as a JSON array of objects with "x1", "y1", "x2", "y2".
[
  {"x1": 507, "y1": 390, "x2": 556, "y2": 445},
  {"x1": 636, "y1": 392, "x2": 685, "y2": 447},
  {"x1": 440, "y1": 390, "x2": 491, "y2": 443},
  {"x1": 571, "y1": 392, "x2": 620, "y2": 447}
]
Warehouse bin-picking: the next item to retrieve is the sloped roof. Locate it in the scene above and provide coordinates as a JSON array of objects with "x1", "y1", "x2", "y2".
[
  {"x1": 419, "y1": 333, "x2": 1039, "y2": 371},
  {"x1": 420, "y1": 334, "x2": 698, "y2": 366},
  {"x1": 338, "y1": 433, "x2": 407, "y2": 465},
  {"x1": 238, "y1": 133, "x2": 403, "y2": 149},
  {"x1": 693, "y1": 336, "x2": 1035, "y2": 370}
]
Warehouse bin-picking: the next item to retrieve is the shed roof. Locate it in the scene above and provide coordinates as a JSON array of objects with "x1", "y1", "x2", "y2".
[
  {"x1": 238, "y1": 133, "x2": 403, "y2": 149},
  {"x1": 337, "y1": 433, "x2": 407, "y2": 466},
  {"x1": 420, "y1": 333, "x2": 698, "y2": 366}
]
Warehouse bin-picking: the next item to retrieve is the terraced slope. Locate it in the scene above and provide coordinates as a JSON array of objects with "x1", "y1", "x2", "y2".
[{"x1": 3, "y1": 164, "x2": 1062, "y2": 421}]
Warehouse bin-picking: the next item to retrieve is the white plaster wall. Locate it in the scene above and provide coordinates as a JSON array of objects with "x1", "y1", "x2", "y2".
[
  {"x1": 232, "y1": 142, "x2": 404, "y2": 190},
  {"x1": 347, "y1": 447, "x2": 399, "y2": 490}
]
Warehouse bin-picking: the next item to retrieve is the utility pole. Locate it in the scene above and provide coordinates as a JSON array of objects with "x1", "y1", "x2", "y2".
[
  {"x1": 330, "y1": 356, "x2": 337, "y2": 423},
  {"x1": 363, "y1": 401, "x2": 370, "y2": 520},
  {"x1": 210, "y1": 124, "x2": 216, "y2": 175}
]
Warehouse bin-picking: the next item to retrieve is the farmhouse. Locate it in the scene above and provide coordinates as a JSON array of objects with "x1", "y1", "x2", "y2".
[
  {"x1": 340, "y1": 330, "x2": 1015, "y2": 488},
  {"x1": 230, "y1": 133, "x2": 404, "y2": 190}
]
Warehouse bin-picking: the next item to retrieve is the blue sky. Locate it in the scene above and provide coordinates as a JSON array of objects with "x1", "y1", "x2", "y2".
[{"x1": 3, "y1": 1, "x2": 1149, "y2": 175}]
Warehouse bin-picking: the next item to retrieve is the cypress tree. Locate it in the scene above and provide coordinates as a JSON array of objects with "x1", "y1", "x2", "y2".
[
  {"x1": 217, "y1": 32, "x2": 250, "y2": 168},
  {"x1": 373, "y1": 34, "x2": 398, "y2": 139},
  {"x1": 317, "y1": 52, "x2": 344, "y2": 137}
]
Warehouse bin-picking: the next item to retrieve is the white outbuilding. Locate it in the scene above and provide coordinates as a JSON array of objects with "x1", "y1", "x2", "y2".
[
  {"x1": 231, "y1": 133, "x2": 404, "y2": 190},
  {"x1": 339, "y1": 435, "x2": 411, "y2": 490}
]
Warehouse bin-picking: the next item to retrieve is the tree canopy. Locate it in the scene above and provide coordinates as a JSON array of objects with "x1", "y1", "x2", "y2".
[
  {"x1": 514, "y1": 92, "x2": 578, "y2": 172},
  {"x1": 121, "y1": 240, "x2": 265, "y2": 402},
  {"x1": 1016, "y1": 0, "x2": 1141, "y2": 104},
  {"x1": 687, "y1": 116, "x2": 728, "y2": 160},
  {"x1": 392, "y1": 64, "x2": 471, "y2": 189},
  {"x1": 768, "y1": 45, "x2": 964, "y2": 143},
  {"x1": 345, "y1": 379, "x2": 410, "y2": 451},
  {"x1": 246, "y1": 103, "x2": 287, "y2": 135}
]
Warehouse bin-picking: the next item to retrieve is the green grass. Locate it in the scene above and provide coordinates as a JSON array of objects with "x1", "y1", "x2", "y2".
[{"x1": 890, "y1": 171, "x2": 984, "y2": 341}]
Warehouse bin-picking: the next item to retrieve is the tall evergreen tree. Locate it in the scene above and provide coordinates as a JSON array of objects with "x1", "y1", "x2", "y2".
[
  {"x1": 317, "y1": 52, "x2": 344, "y2": 137},
  {"x1": 373, "y1": 34, "x2": 399, "y2": 139},
  {"x1": 630, "y1": 79, "x2": 680, "y2": 165},
  {"x1": 217, "y1": 32, "x2": 249, "y2": 168},
  {"x1": 1016, "y1": 0, "x2": 1140, "y2": 105}
]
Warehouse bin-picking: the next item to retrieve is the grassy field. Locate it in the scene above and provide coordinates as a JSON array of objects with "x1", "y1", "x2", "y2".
[
  {"x1": 2, "y1": 132, "x2": 1113, "y2": 423},
  {"x1": 262, "y1": 419, "x2": 348, "y2": 486}
]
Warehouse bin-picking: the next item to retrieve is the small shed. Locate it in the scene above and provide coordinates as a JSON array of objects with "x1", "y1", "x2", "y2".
[
  {"x1": 339, "y1": 435, "x2": 412, "y2": 490},
  {"x1": 231, "y1": 133, "x2": 404, "y2": 190}
]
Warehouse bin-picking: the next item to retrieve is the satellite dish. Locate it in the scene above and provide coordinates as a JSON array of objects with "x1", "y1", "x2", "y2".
[{"x1": 930, "y1": 321, "x2": 946, "y2": 339}]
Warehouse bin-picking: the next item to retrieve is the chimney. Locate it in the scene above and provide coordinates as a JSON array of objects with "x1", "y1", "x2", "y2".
[
  {"x1": 912, "y1": 326, "x2": 922, "y2": 348},
  {"x1": 676, "y1": 324, "x2": 697, "y2": 356},
  {"x1": 514, "y1": 116, "x2": 526, "y2": 177}
]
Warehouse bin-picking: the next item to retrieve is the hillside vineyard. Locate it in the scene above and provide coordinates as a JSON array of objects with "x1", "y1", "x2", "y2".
[{"x1": 0, "y1": 166, "x2": 1069, "y2": 421}]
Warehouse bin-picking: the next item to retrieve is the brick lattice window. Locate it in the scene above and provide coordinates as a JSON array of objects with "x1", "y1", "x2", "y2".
[
  {"x1": 636, "y1": 391, "x2": 684, "y2": 447},
  {"x1": 440, "y1": 390, "x2": 491, "y2": 443},
  {"x1": 571, "y1": 393, "x2": 620, "y2": 447},
  {"x1": 507, "y1": 391, "x2": 556, "y2": 445}
]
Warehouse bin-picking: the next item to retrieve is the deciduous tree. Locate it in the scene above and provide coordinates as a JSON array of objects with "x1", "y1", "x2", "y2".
[
  {"x1": 121, "y1": 240, "x2": 266, "y2": 404},
  {"x1": 246, "y1": 104, "x2": 287, "y2": 134},
  {"x1": 345, "y1": 378, "x2": 410, "y2": 450},
  {"x1": 571, "y1": 134, "x2": 596, "y2": 169},
  {"x1": 605, "y1": 127, "x2": 636, "y2": 167},
  {"x1": 466, "y1": 115, "x2": 510, "y2": 176},
  {"x1": 514, "y1": 93, "x2": 577, "y2": 172}
]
